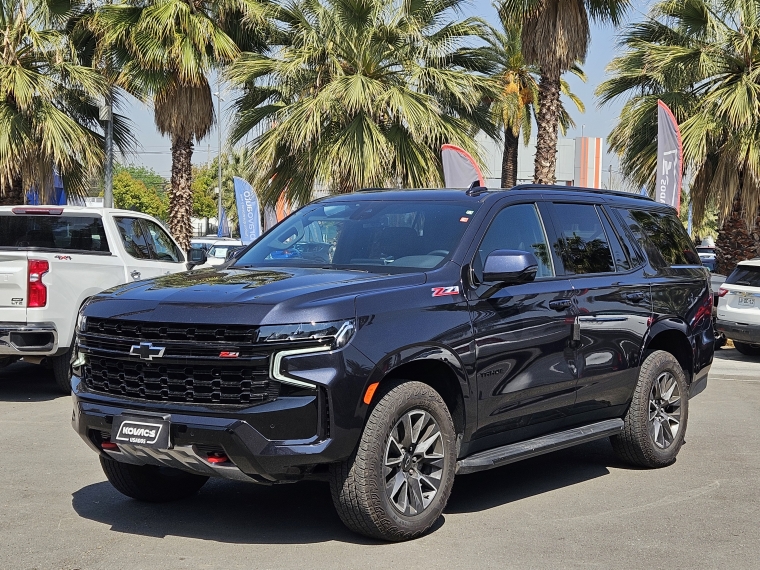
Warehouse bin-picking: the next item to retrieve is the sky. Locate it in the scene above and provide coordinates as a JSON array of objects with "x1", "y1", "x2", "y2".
[{"x1": 117, "y1": 0, "x2": 654, "y2": 181}]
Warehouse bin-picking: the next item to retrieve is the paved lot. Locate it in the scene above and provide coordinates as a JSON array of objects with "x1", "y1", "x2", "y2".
[{"x1": 1, "y1": 347, "x2": 758, "y2": 570}]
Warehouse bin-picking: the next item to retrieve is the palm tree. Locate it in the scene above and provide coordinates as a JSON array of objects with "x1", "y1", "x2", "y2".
[
  {"x1": 596, "y1": 0, "x2": 760, "y2": 272},
  {"x1": 499, "y1": 0, "x2": 629, "y2": 185},
  {"x1": 485, "y1": 15, "x2": 585, "y2": 188},
  {"x1": 227, "y1": 0, "x2": 498, "y2": 207},
  {"x1": 92, "y1": 0, "x2": 266, "y2": 250},
  {"x1": 0, "y1": 0, "x2": 110, "y2": 204}
]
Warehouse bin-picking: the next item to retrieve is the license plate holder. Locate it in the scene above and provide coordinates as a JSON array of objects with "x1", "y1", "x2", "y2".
[{"x1": 112, "y1": 415, "x2": 171, "y2": 449}]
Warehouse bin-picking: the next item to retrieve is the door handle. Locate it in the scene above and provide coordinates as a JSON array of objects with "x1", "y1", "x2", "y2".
[
  {"x1": 131, "y1": 270, "x2": 141, "y2": 280},
  {"x1": 626, "y1": 292, "x2": 645, "y2": 303},
  {"x1": 549, "y1": 299, "x2": 572, "y2": 311}
]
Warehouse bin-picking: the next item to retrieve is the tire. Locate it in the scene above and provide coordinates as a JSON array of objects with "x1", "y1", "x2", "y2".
[
  {"x1": 733, "y1": 341, "x2": 760, "y2": 356},
  {"x1": 611, "y1": 350, "x2": 689, "y2": 468},
  {"x1": 100, "y1": 456, "x2": 208, "y2": 502},
  {"x1": 329, "y1": 381, "x2": 456, "y2": 541},
  {"x1": 51, "y1": 347, "x2": 73, "y2": 394}
]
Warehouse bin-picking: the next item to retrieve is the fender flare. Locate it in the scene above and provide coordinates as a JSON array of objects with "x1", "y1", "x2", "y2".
[{"x1": 640, "y1": 316, "x2": 695, "y2": 373}]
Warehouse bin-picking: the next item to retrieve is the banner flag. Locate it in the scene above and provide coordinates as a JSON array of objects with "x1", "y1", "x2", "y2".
[
  {"x1": 441, "y1": 144, "x2": 484, "y2": 188},
  {"x1": 233, "y1": 176, "x2": 261, "y2": 245},
  {"x1": 657, "y1": 100, "x2": 683, "y2": 210},
  {"x1": 217, "y1": 206, "x2": 230, "y2": 238}
]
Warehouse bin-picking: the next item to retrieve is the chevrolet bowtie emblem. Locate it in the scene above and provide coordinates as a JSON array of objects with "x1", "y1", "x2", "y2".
[{"x1": 129, "y1": 342, "x2": 166, "y2": 361}]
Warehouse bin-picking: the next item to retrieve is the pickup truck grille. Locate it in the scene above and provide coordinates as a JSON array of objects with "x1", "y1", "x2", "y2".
[{"x1": 78, "y1": 319, "x2": 278, "y2": 405}]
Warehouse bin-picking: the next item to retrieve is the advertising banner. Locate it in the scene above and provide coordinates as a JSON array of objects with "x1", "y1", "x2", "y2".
[
  {"x1": 657, "y1": 100, "x2": 683, "y2": 210},
  {"x1": 441, "y1": 144, "x2": 484, "y2": 188},
  {"x1": 233, "y1": 176, "x2": 261, "y2": 245}
]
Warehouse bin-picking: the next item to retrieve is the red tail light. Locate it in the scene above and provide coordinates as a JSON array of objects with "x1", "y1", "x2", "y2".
[
  {"x1": 718, "y1": 288, "x2": 729, "y2": 297},
  {"x1": 28, "y1": 259, "x2": 49, "y2": 307}
]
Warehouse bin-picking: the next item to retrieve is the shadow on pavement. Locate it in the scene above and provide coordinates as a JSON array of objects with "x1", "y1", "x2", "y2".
[
  {"x1": 0, "y1": 361, "x2": 62, "y2": 402},
  {"x1": 71, "y1": 439, "x2": 617, "y2": 544},
  {"x1": 713, "y1": 346, "x2": 760, "y2": 363}
]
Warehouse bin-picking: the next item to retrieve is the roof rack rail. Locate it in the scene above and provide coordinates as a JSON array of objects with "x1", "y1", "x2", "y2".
[{"x1": 511, "y1": 184, "x2": 655, "y2": 201}]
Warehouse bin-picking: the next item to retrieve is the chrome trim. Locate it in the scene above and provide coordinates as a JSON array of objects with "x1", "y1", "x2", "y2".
[
  {"x1": 270, "y1": 345, "x2": 331, "y2": 390},
  {"x1": 0, "y1": 322, "x2": 58, "y2": 355}
]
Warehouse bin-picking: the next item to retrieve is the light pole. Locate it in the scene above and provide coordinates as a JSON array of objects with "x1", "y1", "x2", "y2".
[
  {"x1": 214, "y1": 80, "x2": 224, "y2": 235},
  {"x1": 102, "y1": 0, "x2": 114, "y2": 208}
]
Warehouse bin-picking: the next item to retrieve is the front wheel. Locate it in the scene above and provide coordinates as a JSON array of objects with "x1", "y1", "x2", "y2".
[
  {"x1": 611, "y1": 350, "x2": 688, "y2": 468},
  {"x1": 100, "y1": 456, "x2": 208, "y2": 502},
  {"x1": 733, "y1": 341, "x2": 760, "y2": 356},
  {"x1": 330, "y1": 381, "x2": 456, "y2": 541}
]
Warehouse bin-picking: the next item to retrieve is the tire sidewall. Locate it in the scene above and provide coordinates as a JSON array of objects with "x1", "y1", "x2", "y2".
[{"x1": 362, "y1": 382, "x2": 456, "y2": 537}]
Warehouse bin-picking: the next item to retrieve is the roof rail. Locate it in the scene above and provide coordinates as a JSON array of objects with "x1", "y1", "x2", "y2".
[{"x1": 511, "y1": 184, "x2": 655, "y2": 201}]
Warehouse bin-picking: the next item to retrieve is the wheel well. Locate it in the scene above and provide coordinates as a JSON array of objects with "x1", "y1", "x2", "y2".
[
  {"x1": 381, "y1": 359, "x2": 466, "y2": 437},
  {"x1": 645, "y1": 330, "x2": 693, "y2": 382}
]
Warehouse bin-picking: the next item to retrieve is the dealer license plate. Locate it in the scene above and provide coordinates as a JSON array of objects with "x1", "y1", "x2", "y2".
[
  {"x1": 112, "y1": 416, "x2": 171, "y2": 449},
  {"x1": 738, "y1": 296, "x2": 755, "y2": 307}
]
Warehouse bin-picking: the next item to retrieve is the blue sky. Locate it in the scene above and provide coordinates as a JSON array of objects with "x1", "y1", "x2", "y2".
[{"x1": 118, "y1": 0, "x2": 653, "y2": 180}]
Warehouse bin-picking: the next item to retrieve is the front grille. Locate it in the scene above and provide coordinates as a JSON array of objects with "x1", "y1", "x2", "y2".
[{"x1": 79, "y1": 318, "x2": 279, "y2": 406}]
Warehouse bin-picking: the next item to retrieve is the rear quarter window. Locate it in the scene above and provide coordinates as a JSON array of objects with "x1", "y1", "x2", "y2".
[
  {"x1": 0, "y1": 214, "x2": 110, "y2": 253},
  {"x1": 614, "y1": 208, "x2": 700, "y2": 269}
]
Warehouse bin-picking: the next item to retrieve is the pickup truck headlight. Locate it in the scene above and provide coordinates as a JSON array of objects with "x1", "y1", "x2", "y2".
[{"x1": 259, "y1": 319, "x2": 355, "y2": 348}]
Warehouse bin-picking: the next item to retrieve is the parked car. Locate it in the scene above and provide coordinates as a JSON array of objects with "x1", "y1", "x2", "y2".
[
  {"x1": 697, "y1": 237, "x2": 717, "y2": 271},
  {"x1": 711, "y1": 273, "x2": 728, "y2": 348},
  {"x1": 0, "y1": 206, "x2": 190, "y2": 392},
  {"x1": 716, "y1": 258, "x2": 760, "y2": 355},
  {"x1": 190, "y1": 236, "x2": 237, "y2": 253},
  {"x1": 71, "y1": 186, "x2": 714, "y2": 541},
  {"x1": 192, "y1": 240, "x2": 244, "y2": 269}
]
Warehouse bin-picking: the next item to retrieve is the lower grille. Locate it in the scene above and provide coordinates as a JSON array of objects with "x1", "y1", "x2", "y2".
[{"x1": 83, "y1": 356, "x2": 278, "y2": 405}]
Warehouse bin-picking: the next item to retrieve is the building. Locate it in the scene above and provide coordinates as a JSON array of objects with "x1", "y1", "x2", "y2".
[{"x1": 476, "y1": 133, "x2": 604, "y2": 188}]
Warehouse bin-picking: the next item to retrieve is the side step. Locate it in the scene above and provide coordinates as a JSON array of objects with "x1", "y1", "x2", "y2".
[{"x1": 456, "y1": 419, "x2": 624, "y2": 475}]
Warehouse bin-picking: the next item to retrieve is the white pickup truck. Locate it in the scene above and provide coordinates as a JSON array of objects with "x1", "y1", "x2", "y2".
[{"x1": 0, "y1": 206, "x2": 188, "y2": 392}]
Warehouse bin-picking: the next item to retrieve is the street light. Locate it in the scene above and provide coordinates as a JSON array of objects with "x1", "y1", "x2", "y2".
[{"x1": 214, "y1": 80, "x2": 224, "y2": 235}]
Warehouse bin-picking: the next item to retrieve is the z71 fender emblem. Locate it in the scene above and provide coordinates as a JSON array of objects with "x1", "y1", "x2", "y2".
[{"x1": 432, "y1": 286, "x2": 460, "y2": 297}]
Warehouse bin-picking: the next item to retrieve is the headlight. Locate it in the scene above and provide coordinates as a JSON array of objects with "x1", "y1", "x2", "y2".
[
  {"x1": 76, "y1": 306, "x2": 88, "y2": 333},
  {"x1": 258, "y1": 319, "x2": 355, "y2": 348}
]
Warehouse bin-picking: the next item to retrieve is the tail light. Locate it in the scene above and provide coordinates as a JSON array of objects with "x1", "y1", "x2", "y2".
[
  {"x1": 28, "y1": 259, "x2": 49, "y2": 307},
  {"x1": 718, "y1": 288, "x2": 729, "y2": 297}
]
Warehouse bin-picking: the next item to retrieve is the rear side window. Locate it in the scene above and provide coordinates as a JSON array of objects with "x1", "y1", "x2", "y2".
[
  {"x1": 726, "y1": 265, "x2": 760, "y2": 287},
  {"x1": 0, "y1": 214, "x2": 109, "y2": 253},
  {"x1": 550, "y1": 203, "x2": 615, "y2": 274},
  {"x1": 615, "y1": 209, "x2": 700, "y2": 269}
]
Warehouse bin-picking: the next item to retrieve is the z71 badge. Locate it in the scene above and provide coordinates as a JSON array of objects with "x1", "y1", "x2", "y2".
[{"x1": 432, "y1": 286, "x2": 460, "y2": 297}]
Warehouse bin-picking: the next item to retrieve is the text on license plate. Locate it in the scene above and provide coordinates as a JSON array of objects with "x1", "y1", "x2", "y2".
[{"x1": 738, "y1": 297, "x2": 755, "y2": 307}]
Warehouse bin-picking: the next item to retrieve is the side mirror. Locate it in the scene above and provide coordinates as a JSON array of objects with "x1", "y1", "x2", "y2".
[
  {"x1": 483, "y1": 250, "x2": 538, "y2": 285},
  {"x1": 187, "y1": 248, "x2": 207, "y2": 269},
  {"x1": 226, "y1": 246, "x2": 245, "y2": 261}
]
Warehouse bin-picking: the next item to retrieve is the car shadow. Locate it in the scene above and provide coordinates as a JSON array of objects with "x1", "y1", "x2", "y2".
[
  {"x1": 0, "y1": 361, "x2": 63, "y2": 402},
  {"x1": 71, "y1": 439, "x2": 618, "y2": 544},
  {"x1": 714, "y1": 346, "x2": 760, "y2": 362}
]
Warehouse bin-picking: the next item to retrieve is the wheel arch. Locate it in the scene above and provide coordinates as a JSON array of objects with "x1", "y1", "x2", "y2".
[{"x1": 643, "y1": 322, "x2": 694, "y2": 383}]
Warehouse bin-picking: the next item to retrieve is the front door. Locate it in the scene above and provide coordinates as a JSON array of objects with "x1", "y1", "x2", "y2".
[
  {"x1": 114, "y1": 217, "x2": 184, "y2": 281},
  {"x1": 468, "y1": 202, "x2": 577, "y2": 452}
]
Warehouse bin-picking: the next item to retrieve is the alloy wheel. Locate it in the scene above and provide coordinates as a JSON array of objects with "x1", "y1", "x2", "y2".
[{"x1": 648, "y1": 371, "x2": 682, "y2": 449}]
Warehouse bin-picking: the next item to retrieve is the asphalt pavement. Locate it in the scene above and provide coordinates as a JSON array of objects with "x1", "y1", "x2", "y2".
[{"x1": 1, "y1": 347, "x2": 758, "y2": 570}]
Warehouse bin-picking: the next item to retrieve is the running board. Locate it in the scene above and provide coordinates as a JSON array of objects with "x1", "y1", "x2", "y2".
[{"x1": 456, "y1": 419, "x2": 624, "y2": 475}]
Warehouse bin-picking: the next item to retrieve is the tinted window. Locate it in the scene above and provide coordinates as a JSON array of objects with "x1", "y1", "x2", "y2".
[
  {"x1": 615, "y1": 208, "x2": 700, "y2": 268},
  {"x1": 115, "y1": 217, "x2": 151, "y2": 260},
  {"x1": 0, "y1": 214, "x2": 109, "y2": 252},
  {"x1": 234, "y1": 201, "x2": 479, "y2": 272},
  {"x1": 599, "y1": 208, "x2": 630, "y2": 271},
  {"x1": 143, "y1": 219, "x2": 182, "y2": 262},
  {"x1": 551, "y1": 203, "x2": 615, "y2": 274},
  {"x1": 726, "y1": 265, "x2": 760, "y2": 287},
  {"x1": 477, "y1": 203, "x2": 554, "y2": 278}
]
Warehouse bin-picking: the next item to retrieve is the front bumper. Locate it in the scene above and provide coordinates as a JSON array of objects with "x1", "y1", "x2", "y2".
[
  {"x1": 716, "y1": 320, "x2": 760, "y2": 344},
  {"x1": 0, "y1": 322, "x2": 57, "y2": 355},
  {"x1": 71, "y1": 345, "x2": 375, "y2": 484}
]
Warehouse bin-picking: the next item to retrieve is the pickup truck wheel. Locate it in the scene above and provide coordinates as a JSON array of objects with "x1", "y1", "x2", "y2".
[
  {"x1": 611, "y1": 350, "x2": 688, "y2": 468},
  {"x1": 329, "y1": 381, "x2": 456, "y2": 541},
  {"x1": 100, "y1": 456, "x2": 208, "y2": 502},
  {"x1": 51, "y1": 347, "x2": 73, "y2": 394},
  {"x1": 733, "y1": 341, "x2": 760, "y2": 356}
]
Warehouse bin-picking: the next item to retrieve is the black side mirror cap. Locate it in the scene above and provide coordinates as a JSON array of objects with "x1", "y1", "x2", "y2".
[
  {"x1": 187, "y1": 248, "x2": 207, "y2": 268},
  {"x1": 483, "y1": 250, "x2": 538, "y2": 285},
  {"x1": 225, "y1": 246, "x2": 245, "y2": 261}
]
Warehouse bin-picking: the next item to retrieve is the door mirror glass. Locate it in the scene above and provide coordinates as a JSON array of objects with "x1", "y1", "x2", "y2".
[
  {"x1": 188, "y1": 248, "x2": 207, "y2": 266},
  {"x1": 483, "y1": 250, "x2": 538, "y2": 284}
]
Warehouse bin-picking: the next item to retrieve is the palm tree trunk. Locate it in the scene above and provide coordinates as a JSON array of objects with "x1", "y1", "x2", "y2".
[
  {"x1": 533, "y1": 73, "x2": 562, "y2": 185},
  {"x1": 501, "y1": 128, "x2": 519, "y2": 188},
  {"x1": 169, "y1": 137, "x2": 194, "y2": 252},
  {"x1": 715, "y1": 195, "x2": 760, "y2": 275},
  {"x1": 0, "y1": 177, "x2": 24, "y2": 205}
]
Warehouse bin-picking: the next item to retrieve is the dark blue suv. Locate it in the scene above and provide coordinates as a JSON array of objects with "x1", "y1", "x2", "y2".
[{"x1": 71, "y1": 186, "x2": 714, "y2": 541}]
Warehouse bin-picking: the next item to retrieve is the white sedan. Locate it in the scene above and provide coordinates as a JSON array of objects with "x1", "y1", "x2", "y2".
[{"x1": 193, "y1": 240, "x2": 243, "y2": 269}]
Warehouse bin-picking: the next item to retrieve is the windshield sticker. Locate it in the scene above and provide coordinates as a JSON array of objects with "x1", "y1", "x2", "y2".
[
  {"x1": 432, "y1": 286, "x2": 460, "y2": 297},
  {"x1": 466, "y1": 210, "x2": 474, "y2": 215},
  {"x1": 459, "y1": 217, "x2": 469, "y2": 223}
]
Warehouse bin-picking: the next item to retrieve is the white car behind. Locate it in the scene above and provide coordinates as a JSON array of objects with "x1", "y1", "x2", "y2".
[
  {"x1": 193, "y1": 240, "x2": 243, "y2": 269},
  {"x1": 716, "y1": 258, "x2": 760, "y2": 356}
]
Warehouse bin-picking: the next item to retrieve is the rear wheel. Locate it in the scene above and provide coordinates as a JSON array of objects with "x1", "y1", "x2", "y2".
[
  {"x1": 733, "y1": 341, "x2": 760, "y2": 356},
  {"x1": 611, "y1": 350, "x2": 688, "y2": 468},
  {"x1": 330, "y1": 381, "x2": 456, "y2": 541},
  {"x1": 100, "y1": 456, "x2": 208, "y2": 502},
  {"x1": 51, "y1": 347, "x2": 73, "y2": 394}
]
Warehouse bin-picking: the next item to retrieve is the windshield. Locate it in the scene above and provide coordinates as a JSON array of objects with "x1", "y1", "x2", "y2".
[
  {"x1": 726, "y1": 265, "x2": 760, "y2": 287},
  {"x1": 234, "y1": 200, "x2": 479, "y2": 272}
]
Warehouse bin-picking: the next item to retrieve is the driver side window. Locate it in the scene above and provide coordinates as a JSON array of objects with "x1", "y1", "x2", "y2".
[
  {"x1": 478, "y1": 203, "x2": 554, "y2": 278},
  {"x1": 143, "y1": 219, "x2": 182, "y2": 262}
]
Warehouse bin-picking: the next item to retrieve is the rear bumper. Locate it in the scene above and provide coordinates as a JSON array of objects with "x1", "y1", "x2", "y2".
[
  {"x1": 716, "y1": 320, "x2": 760, "y2": 344},
  {"x1": 0, "y1": 322, "x2": 57, "y2": 355}
]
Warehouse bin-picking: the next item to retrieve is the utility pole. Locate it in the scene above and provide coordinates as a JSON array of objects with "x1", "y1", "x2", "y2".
[
  {"x1": 608, "y1": 165, "x2": 613, "y2": 190},
  {"x1": 215, "y1": 78, "x2": 223, "y2": 235},
  {"x1": 102, "y1": 0, "x2": 114, "y2": 208}
]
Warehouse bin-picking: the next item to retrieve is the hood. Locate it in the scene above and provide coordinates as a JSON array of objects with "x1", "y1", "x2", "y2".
[{"x1": 85, "y1": 266, "x2": 427, "y2": 325}]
